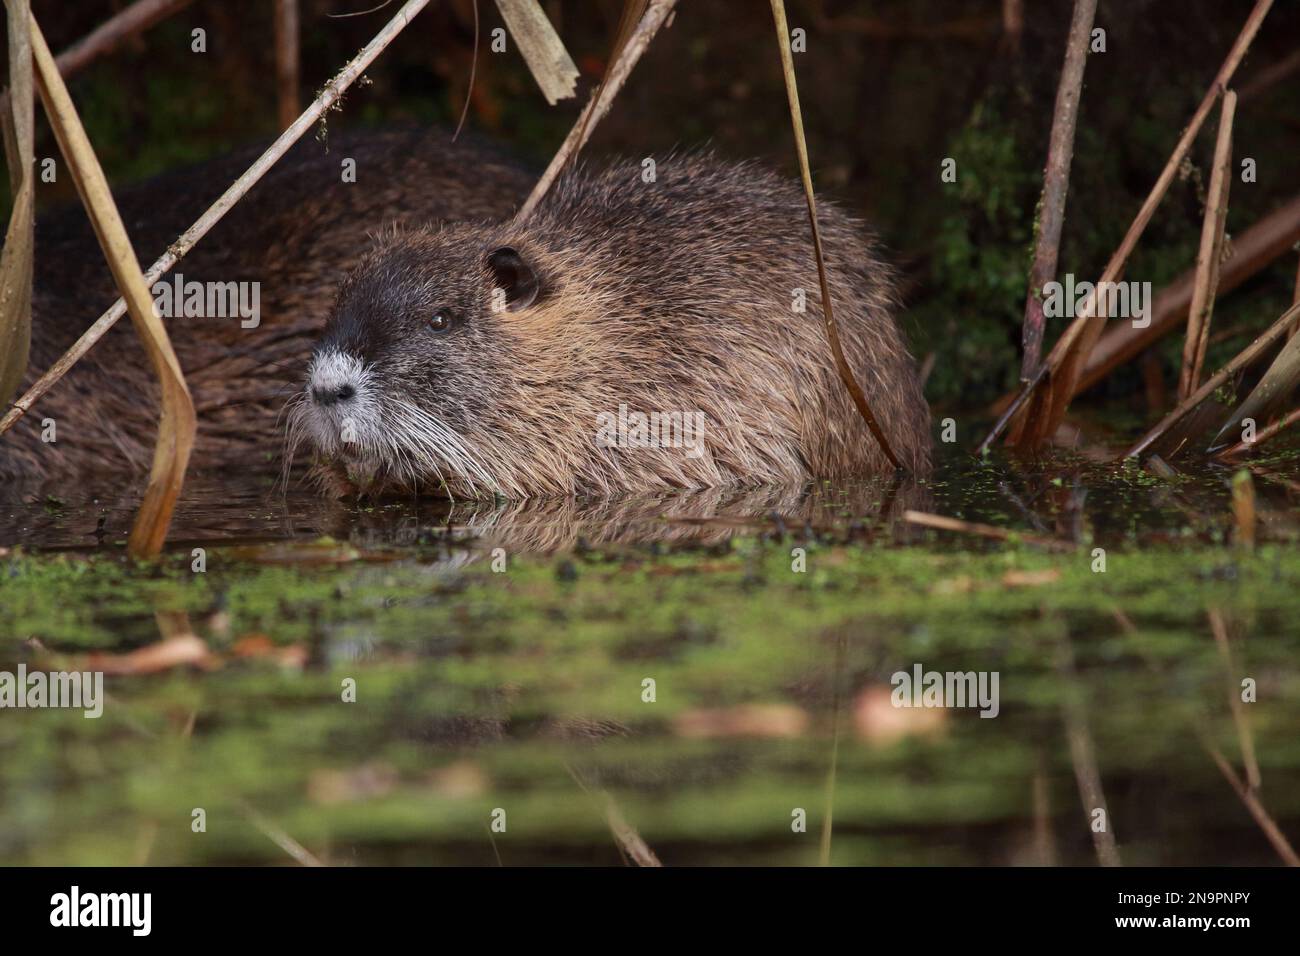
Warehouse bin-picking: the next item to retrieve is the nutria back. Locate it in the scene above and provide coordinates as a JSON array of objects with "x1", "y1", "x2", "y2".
[
  {"x1": 298, "y1": 152, "x2": 931, "y2": 498},
  {"x1": 1, "y1": 127, "x2": 534, "y2": 482}
]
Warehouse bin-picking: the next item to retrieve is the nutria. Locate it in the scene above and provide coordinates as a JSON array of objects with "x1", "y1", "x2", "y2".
[
  {"x1": 0, "y1": 127, "x2": 534, "y2": 482},
  {"x1": 294, "y1": 152, "x2": 931, "y2": 498}
]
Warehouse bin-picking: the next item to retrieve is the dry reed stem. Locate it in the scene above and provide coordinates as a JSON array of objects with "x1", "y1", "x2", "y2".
[
  {"x1": 515, "y1": 0, "x2": 676, "y2": 221},
  {"x1": 1230, "y1": 468, "x2": 1256, "y2": 550},
  {"x1": 493, "y1": 0, "x2": 579, "y2": 105},
  {"x1": 1201, "y1": 738, "x2": 1299, "y2": 866},
  {"x1": 1292, "y1": 254, "x2": 1300, "y2": 340},
  {"x1": 0, "y1": 0, "x2": 34, "y2": 409},
  {"x1": 1208, "y1": 609, "x2": 1260, "y2": 789},
  {"x1": 1179, "y1": 90, "x2": 1236, "y2": 401},
  {"x1": 1074, "y1": 192, "x2": 1300, "y2": 395},
  {"x1": 1056, "y1": 629, "x2": 1121, "y2": 867},
  {"x1": 0, "y1": 0, "x2": 435, "y2": 439},
  {"x1": 1031, "y1": 762, "x2": 1058, "y2": 866},
  {"x1": 236, "y1": 799, "x2": 325, "y2": 867},
  {"x1": 1124, "y1": 300, "x2": 1300, "y2": 459},
  {"x1": 1215, "y1": 405, "x2": 1300, "y2": 459},
  {"x1": 566, "y1": 764, "x2": 662, "y2": 867},
  {"x1": 820, "y1": 632, "x2": 846, "y2": 867},
  {"x1": 29, "y1": 14, "x2": 195, "y2": 557},
  {"x1": 1114, "y1": 610, "x2": 1296, "y2": 866},
  {"x1": 603, "y1": 794, "x2": 662, "y2": 867},
  {"x1": 770, "y1": 0, "x2": 901, "y2": 468},
  {"x1": 903, "y1": 509, "x2": 1074, "y2": 552},
  {"x1": 1019, "y1": 0, "x2": 1095, "y2": 382}
]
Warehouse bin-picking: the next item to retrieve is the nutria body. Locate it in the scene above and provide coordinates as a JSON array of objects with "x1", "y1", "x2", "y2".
[
  {"x1": 0, "y1": 127, "x2": 534, "y2": 482},
  {"x1": 297, "y1": 153, "x2": 931, "y2": 498}
]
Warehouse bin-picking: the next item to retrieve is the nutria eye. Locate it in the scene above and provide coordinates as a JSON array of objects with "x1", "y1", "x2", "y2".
[{"x1": 428, "y1": 310, "x2": 452, "y2": 333}]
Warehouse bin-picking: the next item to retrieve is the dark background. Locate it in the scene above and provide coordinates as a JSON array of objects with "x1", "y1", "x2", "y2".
[{"x1": 13, "y1": 0, "x2": 1300, "y2": 411}]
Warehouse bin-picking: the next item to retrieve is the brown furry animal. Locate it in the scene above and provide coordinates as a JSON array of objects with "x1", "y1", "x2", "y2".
[
  {"x1": 0, "y1": 127, "x2": 534, "y2": 482},
  {"x1": 295, "y1": 152, "x2": 931, "y2": 498}
]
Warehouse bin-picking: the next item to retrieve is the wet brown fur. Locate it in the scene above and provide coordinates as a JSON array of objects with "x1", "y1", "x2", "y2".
[
  {"x1": 303, "y1": 152, "x2": 931, "y2": 498},
  {"x1": 0, "y1": 127, "x2": 534, "y2": 482}
]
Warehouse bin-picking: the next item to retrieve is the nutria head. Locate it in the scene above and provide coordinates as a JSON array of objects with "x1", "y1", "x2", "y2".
[{"x1": 291, "y1": 224, "x2": 544, "y2": 496}]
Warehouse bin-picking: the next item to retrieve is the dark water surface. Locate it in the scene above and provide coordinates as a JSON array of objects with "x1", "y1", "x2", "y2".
[{"x1": 1, "y1": 450, "x2": 1298, "y2": 865}]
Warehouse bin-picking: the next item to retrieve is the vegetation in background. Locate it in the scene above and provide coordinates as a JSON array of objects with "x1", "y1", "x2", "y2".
[{"x1": 3, "y1": 0, "x2": 1296, "y2": 414}]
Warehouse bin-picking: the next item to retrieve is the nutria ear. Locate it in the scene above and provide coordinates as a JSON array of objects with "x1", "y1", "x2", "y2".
[{"x1": 486, "y1": 246, "x2": 540, "y2": 312}]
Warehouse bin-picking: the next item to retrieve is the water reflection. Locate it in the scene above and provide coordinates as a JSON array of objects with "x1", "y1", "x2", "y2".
[
  {"x1": 1, "y1": 452, "x2": 1297, "y2": 866},
  {"x1": 2, "y1": 451, "x2": 1297, "y2": 553}
]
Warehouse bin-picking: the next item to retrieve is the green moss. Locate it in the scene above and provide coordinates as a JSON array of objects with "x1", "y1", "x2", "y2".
[{"x1": 2, "y1": 535, "x2": 1299, "y2": 865}]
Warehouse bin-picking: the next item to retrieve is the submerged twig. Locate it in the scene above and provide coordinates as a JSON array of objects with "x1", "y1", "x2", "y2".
[
  {"x1": 0, "y1": 0, "x2": 435, "y2": 438},
  {"x1": 603, "y1": 794, "x2": 662, "y2": 867},
  {"x1": 566, "y1": 764, "x2": 661, "y2": 867},
  {"x1": 1208, "y1": 610, "x2": 1259, "y2": 788},
  {"x1": 903, "y1": 509, "x2": 1074, "y2": 552},
  {"x1": 236, "y1": 799, "x2": 325, "y2": 867},
  {"x1": 1115, "y1": 609, "x2": 1296, "y2": 866},
  {"x1": 1056, "y1": 627, "x2": 1121, "y2": 866},
  {"x1": 820, "y1": 632, "x2": 846, "y2": 867},
  {"x1": 1200, "y1": 738, "x2": 1298, "y2": 866}
]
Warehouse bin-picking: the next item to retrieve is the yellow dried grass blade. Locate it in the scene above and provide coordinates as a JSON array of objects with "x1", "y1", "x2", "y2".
[
  {"x1": 0, "y1": 0, "x2": 34, "y2": 408},
  {"x1": 29, "y1": 14, "x2": 195, "y2": 557},
  {"x1": 769, "y1": 0, "x2": 900, "y2": 469}
]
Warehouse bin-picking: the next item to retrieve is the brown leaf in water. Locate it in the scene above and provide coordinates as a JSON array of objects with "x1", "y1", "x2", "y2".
[
  {"x1": 88, "y1": 634, "x2": 216, "y2": 675},
  {"x1": 1001, "y1": 568, "x2": 1062, "y2": 587},
  {"x1": 231, "y1": 633, "x2": 307, "y2": 669},
  {"x1": 931, "y1": 575, "x2": 976, "y2": 595},
  {"x1": 308, "y1": 762, "x2": 400, "y2": 805},
  {"x1": 673, "y1": 703, "x2": 810, "y2": 739},
  {"x1": 426, "y1": 760, "x2": 490, "y2": 799},
  {"x1": 853, "y1": 684, "x2": 947, "y2": 746}
]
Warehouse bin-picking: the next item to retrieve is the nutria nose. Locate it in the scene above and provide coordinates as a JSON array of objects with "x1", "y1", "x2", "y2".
[{"x1": 312, "y1": 384, "x2": 355, "y2": 406}]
